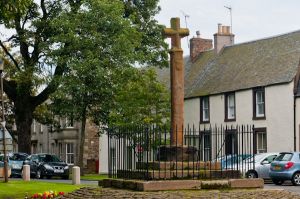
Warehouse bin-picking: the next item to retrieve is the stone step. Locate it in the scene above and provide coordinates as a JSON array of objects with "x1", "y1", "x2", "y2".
[
  {"x1": 116, "y1": 169, "x2": 240, "y2": 180},
  {"x1": 136, "y1": 161, "x2": 221, "y2": 170}
]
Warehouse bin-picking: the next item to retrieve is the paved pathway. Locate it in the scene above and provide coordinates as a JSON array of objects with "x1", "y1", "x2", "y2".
[{"x1": 58, "y1": 187, "x2": 300, "y2": 199}]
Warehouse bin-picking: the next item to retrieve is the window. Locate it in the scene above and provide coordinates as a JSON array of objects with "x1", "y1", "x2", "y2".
[
  {"x1": 200, "y1": 97, "x2": 210, "y2": 123},
  {"x1": 51, "y1": 143, "x2": 55, "y2": 154},
  {"x1": 32, "y1": 120, "x2": 36, "y2": 134},
  {"x1": 225, "y1": 93, "x2": 236, "y2": 121},
  {"x1": 59, "y1": 143, "x2": 63, "y2": 160},
  {"x1": 40, "y1": 124, "x2": 43, "y2": 134},
  {"x1": 255, "y1": 128, "x2": 267, "y2": 153},
  {"x1": 39, "y1": 144, "x2": 43, "y2": 153},
  {"x1": 253, "y1": 87, "x2": 265, "y2": 119},
  {"x1": 66, "y1": 143, "x2": 74, "y2": 165},
  {"x1": 31, "y1": 143, "x2": 37, "y2": 154},
  {"x1": 65, "y1": 118, "x2": 74, "y2": 128}
]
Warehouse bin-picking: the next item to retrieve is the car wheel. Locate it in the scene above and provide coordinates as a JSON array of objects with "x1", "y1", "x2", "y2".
[
  {"x1": 36, "y1": 169, "x2": 43, "y2": 179},
  {"x1": 246, "y1": 171, "x2": 258, "y2": 178},
  {"x1": 272, "y1": 179, "x2": 284, "y2": 185},
  {"x1": 292, "y1": 172, "x2": 300, "y2": 186}
]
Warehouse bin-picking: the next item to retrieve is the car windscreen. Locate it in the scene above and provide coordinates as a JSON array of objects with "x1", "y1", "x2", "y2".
[
  {"x1": 39, "y1": 155, "x2": 62, "y2": 163},
  {"x1": 10, "y1": 154, "x2": 27, "y2": 161},
  {"x1": 275, "y1": 153, "x2": 293, "y2": 161}
]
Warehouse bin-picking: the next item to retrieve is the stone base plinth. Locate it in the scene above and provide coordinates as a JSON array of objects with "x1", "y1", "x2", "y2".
[
  {"x1": 116, "y1": 169, "x2": 240, "y2": 180},
  {"x1": 100, "y1": 178, "x2": 264, "y2": 191},
  {"x1": 157, "y1": 146, "x2": 197, "y2": 161},
  {"x1": 0, "y1": 167, "x2": 11, "y2": 178}
]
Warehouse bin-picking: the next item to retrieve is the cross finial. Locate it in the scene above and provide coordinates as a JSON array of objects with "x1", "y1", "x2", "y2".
[{"x1": 163, "y1": 18, "x2": 189, "y2": 49}]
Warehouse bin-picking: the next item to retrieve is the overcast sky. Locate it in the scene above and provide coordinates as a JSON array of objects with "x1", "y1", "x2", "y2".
[{"x1": 156, "y1": 0, "x2": 300, "y2": 55}]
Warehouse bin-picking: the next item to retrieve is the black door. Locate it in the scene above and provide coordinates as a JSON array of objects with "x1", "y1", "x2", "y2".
[{"x1": 225, "y1": 131, "x2": 238, "y2": 155}]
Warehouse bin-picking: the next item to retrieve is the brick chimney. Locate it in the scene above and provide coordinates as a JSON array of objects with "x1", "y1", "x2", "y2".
[
  {"x1": 214, "y1": 23, "x2": 234, "y2": 54},
  {"x1": 190, "y1": 31, "x2": 213, "y2": 62}
]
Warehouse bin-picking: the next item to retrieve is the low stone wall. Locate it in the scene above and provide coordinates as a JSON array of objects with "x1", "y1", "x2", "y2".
[{"x1": 100, "y1": 178, "x2": 264, "y2": 191}]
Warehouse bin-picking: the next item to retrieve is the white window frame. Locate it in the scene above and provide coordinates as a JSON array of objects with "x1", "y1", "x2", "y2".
[
  {"x1": 59, "y1": 143, "x2": 63, "y2": 160},
  {"x1": 40, "y1": 123, "x2": 43, "y2": 134},
  {"x1": 65, "y1": 118, "x2": 74, "y2": 128},
  {"x1": 257, "y1": 131, "x2": 267, "y2": 153},
  {"x1": 33, "y1": 120, "x2": 36, "y2": 133},
  {"x1": 66, "y1": 143, "x2": 74, "y2": 165},
  {"x1": 256, "y1": 90, "x2": 265, "y2": 117},
  {"x1": 202, "y1": 97, "x2": 209, "y2": 122},
  {"x1": 227, "y1": 94, "x2": 235, "y2": 119}
]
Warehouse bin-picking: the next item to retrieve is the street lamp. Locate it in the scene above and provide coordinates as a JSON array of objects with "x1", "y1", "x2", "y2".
[{"x1": 0, "y1": 59, "x2": 8, "y2": 182}]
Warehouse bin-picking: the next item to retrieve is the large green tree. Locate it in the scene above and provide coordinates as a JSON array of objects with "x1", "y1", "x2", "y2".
[
  {"x1": 109, "y1": 68, "x2": 170, "y2": 127},
  {"x1": 0, "y1": 0, "x2": 167, "y2": 154}
]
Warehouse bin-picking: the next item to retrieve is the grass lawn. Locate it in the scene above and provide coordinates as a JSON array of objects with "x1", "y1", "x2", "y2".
[
  {"x1": 80, "y1": 174, "x2": 109, "y2": 181},
  {"x1": 0, "y1": 180, "x2": 85, "y2": 199}
]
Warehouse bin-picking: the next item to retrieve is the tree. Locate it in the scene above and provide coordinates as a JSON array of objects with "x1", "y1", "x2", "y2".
[
  {"x1": 109, "y1": 68, "x2": 170, "y2": 127},
  {"x1": 0, "y1": 0, "x2": 167, "y2": 153}
]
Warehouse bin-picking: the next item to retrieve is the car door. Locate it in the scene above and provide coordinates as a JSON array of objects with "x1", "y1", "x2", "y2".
[
  {"x1": 28, "y1": 155, "x2": 39, "y2": 175},
  {"x1": 257, "y1": 154, "x2": 277, "y2": 178}
]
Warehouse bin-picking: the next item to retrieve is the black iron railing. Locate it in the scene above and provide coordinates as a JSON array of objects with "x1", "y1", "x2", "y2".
[{"x1": 108, "y1": 124, "x2": 256, "y2": 180}]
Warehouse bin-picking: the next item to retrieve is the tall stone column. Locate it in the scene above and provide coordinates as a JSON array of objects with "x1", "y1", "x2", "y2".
[{"x1": 163, "y1": 17, "x2": 188, "y2": 146}]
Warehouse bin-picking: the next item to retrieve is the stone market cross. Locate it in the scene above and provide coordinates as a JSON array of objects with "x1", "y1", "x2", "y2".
[{"x1": 163, "y1": 18, "x2": 189, "y2": 146}]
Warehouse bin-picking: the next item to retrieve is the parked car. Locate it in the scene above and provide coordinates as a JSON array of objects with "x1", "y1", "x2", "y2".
[
  {"x1": 9, "y1": 152, "x2": 28, "y2": 177},
  {"x1": 270, "y1": 152, "x2": 300, "y2": 185},
  {"x1": 24, "y1": 153, "x2": 69, "y2": 179},
  {"x1": 214, "y1": 154, "x2": 252, "y2": 169},
  {"x1": 0, "y1": 152, "x2": 28, "y2": 177},
  {"x1": 229, "y1": 152, "x2": 279, "y2": 178}
]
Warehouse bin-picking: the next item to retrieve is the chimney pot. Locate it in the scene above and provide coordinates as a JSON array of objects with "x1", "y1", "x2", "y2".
[
  {"x1": 218, "y1": 23, "x2": 222, "y2": 34},
  {"x1": 222, "y1": 26, "x2": 227, "y2": 34},
  {"x1": 214, "y1": 24, "x2": 234, "y2": 54}
]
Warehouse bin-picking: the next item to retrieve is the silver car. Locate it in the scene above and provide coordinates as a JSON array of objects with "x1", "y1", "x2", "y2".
[{"x1": 228, "y1": 152, "x2": 279, "y2": 178}]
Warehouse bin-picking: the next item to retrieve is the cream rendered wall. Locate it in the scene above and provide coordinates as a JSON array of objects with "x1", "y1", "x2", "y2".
[
  {"x1": 184, "y1": 82, "x2": 295, "y2": 152},
  {"x1": 296, "y1": 97, "x2": 300, "y2": 151},
  {"x1": 265, "y1": 83, "x2": 294, "y2": 152}
]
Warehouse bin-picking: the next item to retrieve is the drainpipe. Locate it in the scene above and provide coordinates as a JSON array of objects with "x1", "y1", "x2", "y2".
[{"x1": 294, "y1": 96, "x2": 297, "y2": 151}]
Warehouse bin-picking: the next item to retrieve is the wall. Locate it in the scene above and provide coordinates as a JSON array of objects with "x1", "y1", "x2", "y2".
[{"x1": 184, "y1": 82, "x2": 295, "y2": 152}]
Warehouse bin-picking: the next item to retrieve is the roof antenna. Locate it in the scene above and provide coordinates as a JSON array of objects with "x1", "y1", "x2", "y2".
[
  {"x1": 224, "y1": 6, "x2": 232, "y2": 33},
  {"x1": 181, "y1": 10, "x2": 190, "y2": 48}
]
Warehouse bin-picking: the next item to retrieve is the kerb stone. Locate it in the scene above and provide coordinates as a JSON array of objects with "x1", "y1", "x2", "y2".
[
  {"x1": 201, "y1": 180, "x2": 229, "y2": 189},
  {"x1": 229, "y1": 178, "x2": 264, "y2": 188}
]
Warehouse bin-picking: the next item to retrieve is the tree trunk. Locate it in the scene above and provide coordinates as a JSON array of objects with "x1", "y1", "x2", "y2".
[
  {"x1": 78, "y1": 107, "x2": 87, "y2": 175},
  {"x1": 14, "y1": 98, "x2": 34, "y2": 154}
]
